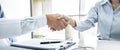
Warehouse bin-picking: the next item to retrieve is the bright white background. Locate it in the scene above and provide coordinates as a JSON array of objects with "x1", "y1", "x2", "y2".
[{"x1": 0, "y1": 0, "x2": 31, "y2": 41}]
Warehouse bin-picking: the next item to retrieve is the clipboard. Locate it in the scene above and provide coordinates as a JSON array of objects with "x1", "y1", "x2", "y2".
[{"x1": 11, "y1": 39, "x2": 76, "y2": 50}]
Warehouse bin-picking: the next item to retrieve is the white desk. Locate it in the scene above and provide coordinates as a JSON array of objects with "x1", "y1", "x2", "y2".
[
  {"x1": 67, "y1": 40, "x2": 120, "y2": 50},
  {"x1": 11, "y1": 39, "x2": 76, "y2": 50},
  {"x1": 0, "y1": 46, "x2": 31, "y2": 50},
  {"x1": 96, "y1": 40, "x2": 120, "y2": 50}
]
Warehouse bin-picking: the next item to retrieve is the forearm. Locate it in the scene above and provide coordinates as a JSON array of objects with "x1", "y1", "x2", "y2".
[
  {"x1": 0, "y1": 18, "x2": 22, "y2": 39},
  {"x1": 22, "y1": 15, "x2": 47, "y2": 33},
  {"x1": 0, "y1": 16, "x2": 47, "y2": 39}
]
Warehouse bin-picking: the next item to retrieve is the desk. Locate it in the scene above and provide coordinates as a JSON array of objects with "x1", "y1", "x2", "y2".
[
  {"x1": 96, "y1": 40, "x2": 120, "y2": 50},
  {"x1": 0, "y1": 46, "x2": 31, "y2": 50}
]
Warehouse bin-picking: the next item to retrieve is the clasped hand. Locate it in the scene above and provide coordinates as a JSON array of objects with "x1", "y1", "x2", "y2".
[{"x1": 46, "y1": 14, "x2": 74, "y2": 31}]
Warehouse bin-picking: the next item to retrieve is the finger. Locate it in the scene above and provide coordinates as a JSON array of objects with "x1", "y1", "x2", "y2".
[
  {"x1": 50, "y1": 27, "x2": 56, "y2": 31},
  {"x1": 52, "y1": 24, "x2": 62, "y2": 31},
  {"x1": 58, "y1": 15, "x2": 70, "y2": 22},
  {"x1": 57, "y1": 20, "x2": 67, "y2": 30},
  {"x1": 57, "y1": 17, "x2": 69, "y2": 30},
  {"x1": 61, "y1": 19, "x2": 68, "y2": 28},
  {"x1": 58, "y1": 22, "x2": 64, "y2": 30},
  {"x1": 57, "y1": 16, "x2": 64, "y2": 20},
  {"x1": 52, "y1": 23, "x2": 62, "y2": 31},
  {"x1": 57, "y1": 15, "x2": 65, "y2": 20}
]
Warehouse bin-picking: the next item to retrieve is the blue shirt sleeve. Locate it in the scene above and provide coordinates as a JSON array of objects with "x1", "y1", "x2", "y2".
[{"x1": 74, "y1": 4, "x2": 98, "y2": 32}]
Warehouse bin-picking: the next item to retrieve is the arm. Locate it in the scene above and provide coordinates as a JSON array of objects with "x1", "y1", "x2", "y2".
[
  {"x1": 58, "y1": 5, "x2": 98, "y2": 31},
  {"x1": 0, "y1": 18, "x2": 22, "y2": 39},
  {"x1": 0, "y1": 16, "x2": 46, "y2": 39},
  {"x1": 74, "y1": 6, "x2": 98, "y2": 31},
  {"x1": 0, "y1": 14, "x2": 67, "y2": 39},
  {"x1": 21, "y1": 15, "x2": 47, "y2": 34}
]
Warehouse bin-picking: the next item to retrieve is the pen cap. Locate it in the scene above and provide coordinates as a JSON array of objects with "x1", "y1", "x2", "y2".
[{"x1": 65, "y1": 24, "x2": 73, "y2": 41}]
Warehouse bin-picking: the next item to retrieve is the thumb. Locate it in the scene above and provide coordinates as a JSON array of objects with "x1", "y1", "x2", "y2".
[{"x1": 57, "y1": 16, "x2": 64, "y2": 20}]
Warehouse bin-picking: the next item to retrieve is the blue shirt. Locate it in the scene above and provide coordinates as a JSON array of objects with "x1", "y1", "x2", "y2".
[{"x1": 75, "y1": 0, "x2": 120, "y2": 40}]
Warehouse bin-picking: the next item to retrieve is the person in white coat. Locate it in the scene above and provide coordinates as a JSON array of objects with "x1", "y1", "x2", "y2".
[{"x1": 0, "y1": 4, "x2": 67, "y2": 47}]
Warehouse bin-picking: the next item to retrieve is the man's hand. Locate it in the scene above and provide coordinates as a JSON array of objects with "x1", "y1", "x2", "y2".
[
  {"x1": 58, "y1": 15, "x2": 76, "y2": 28},
  {"x1": 46, "y1": 14, "x2": 76, "y2": 31},
  {"x1": 46, "y1": 14, "x2": 68, "y2": 31}
]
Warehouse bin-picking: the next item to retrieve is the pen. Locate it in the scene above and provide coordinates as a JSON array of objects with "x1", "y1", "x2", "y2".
[{"x1": 40, "y1": 41, "x2": 61, "y2": 44}]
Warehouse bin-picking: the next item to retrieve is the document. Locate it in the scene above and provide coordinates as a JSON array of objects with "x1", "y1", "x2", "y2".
[{"x1": 11, "y1": 39, "x2": 76, "y2": 50}]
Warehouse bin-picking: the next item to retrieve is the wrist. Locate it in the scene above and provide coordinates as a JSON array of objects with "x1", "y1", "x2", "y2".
[
  {"x1": 69, "y1": 19, "x2": 76, "y2": 28},
  {"x1": 46, "y1": 14, "x2": 50, "y2": 25}
]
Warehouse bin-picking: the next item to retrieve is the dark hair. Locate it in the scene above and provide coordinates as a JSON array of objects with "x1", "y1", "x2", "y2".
[
  {"x1": 109, "y1": 0, "x2": 112, "y2": 3},
  {"x1": 109, "y1": 0, "x2": 120, "y2": 3}
]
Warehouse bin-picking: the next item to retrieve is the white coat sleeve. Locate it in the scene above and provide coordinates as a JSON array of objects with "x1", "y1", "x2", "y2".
[{"x1": 0, "y1": 15, "x2": 47, "y2": 39}]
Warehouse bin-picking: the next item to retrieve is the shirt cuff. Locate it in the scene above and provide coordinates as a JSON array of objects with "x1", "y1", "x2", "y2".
[
  {"x1": 39, "y1": 15, "x2": 47, "y2": 26},
  {"x1": 74, "y1": 18, "x2": 80, "y2": 30},
  {"x1": 35, "y1": 15, "x2": 47, "y2": 28}
]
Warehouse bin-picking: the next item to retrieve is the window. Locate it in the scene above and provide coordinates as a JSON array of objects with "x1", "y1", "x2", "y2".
[
  {"x1": 32, "y1": 0, "x2": 80, "y2": 40},
  {"x1": 32, "y1": 0, "x2": 100, "y2": 40},
  {"x1": 84, "y1": 0, "x2": 100, "y2": 14},
  {"x1": 51, "y1": 0, "x2": 79, "y2": 15},
  {"x1": 52, "y1": 0, "x2": 100, "y2": 15}
]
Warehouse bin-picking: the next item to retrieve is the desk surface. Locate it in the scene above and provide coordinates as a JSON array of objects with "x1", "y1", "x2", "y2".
[
  {"x1": 96, "y1": 40, "x2": 120, "y2": 50},
  {"x1": 10, "y1": 39, "x2": 120, "y2": 50},
  {"x1": 0, "y1": 46, "x2": 31, "y2": 50},
  {"x1": 11, "y1": 39, "x2": 76, "y2": 50}
]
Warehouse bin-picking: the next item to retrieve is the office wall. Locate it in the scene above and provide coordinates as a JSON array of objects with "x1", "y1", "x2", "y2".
[{"x1": 0, "y1": 0, "x2": 31, "y2": 19}]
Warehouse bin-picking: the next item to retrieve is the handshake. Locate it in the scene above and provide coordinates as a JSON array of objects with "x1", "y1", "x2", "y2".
[{"x1": 46, "y1": 14, "x2": 76, "y2": 31}]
